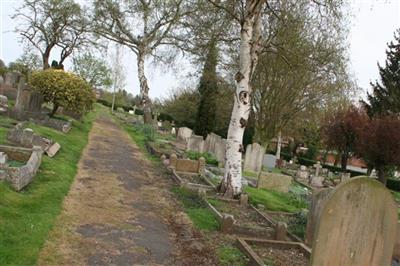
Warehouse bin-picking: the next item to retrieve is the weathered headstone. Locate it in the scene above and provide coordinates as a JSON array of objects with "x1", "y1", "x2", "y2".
[
  {"x1": 310, "y1": 175, "x2": 324, "y2": 187},
  {"x1": 214, "y1": 138, "x2": 227, "y2": 165},
  {"x1": 296, "y1": 165, "x2": 309, "y2": 179},
  {"x1": 0, "y1": 95, "x2": 8, "y2": 112},
  {"x1": 305, "y1": 188, "x2": 333, "y2": 246},
  {"x1": 0, "y1": 152, "x2": 8, "y2": 167},
  {"x1": 262, "y1": 154, "x2": 277, "y2": 169},
  {"x1": 313, "y1": 161, "x2": 321, "y2": 177},
  {"x1": 221, "y1": 214, "x2": 235, "y2": 233},
  {"x1": 243, "y1": 143, "x2": 265, "y2": 173},
  {"x1": 21, "y1": 128, "x2": 34, "y2": 147},
  {"x1": 257, "y1": 172, "x2": 293, "y2": 193},
  {"x1": 46, "y1": 143, "x2": 61, "y2": 158},
  {"x1": 204, "y1": 133, "x2": 221, "y2": 155},
  {"x1": 275, "y1": 222, "x2": 287, "y2": 241},
  {"x1": 4, "y1": 72, "x2": 13, "y2": 85},
  {"x1": 340, "y1": 172, "x2": 351, "y2": 182},
  {"x1": 177, "y1": 127, "x2": 192, "y2": 143},
  {"x1": 187, "y1": 135, "x2": 204, "y2": 153},
  {"x1": 311, "y1": 177, "x2": 398, "y2": 266}
]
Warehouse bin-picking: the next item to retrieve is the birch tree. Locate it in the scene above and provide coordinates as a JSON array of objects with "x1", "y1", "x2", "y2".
[
  {"x1": 212, "y1": 0, "x2": 346, "y2": 197},
  {"x1": 208, "y1": 0, "x2": 265, "y2": 197},
  {"x1": 93, "y1": 0, "x2": 187, "y2": 123}
]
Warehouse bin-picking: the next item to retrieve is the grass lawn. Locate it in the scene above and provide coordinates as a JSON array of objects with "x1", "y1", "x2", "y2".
[
  {"x1": 0, "y1": 107, "x2": 98, "y2": 265},
  {"x1": 392, "y1": 191, "x2": 400, "y2": 219},
  {"x1": 0, "y1": 115, "x2": 17, "y2": 143},
  {"x1": 171, "y1": 187, "x2": 219, "y2": 231},
  {"x1": 243, "y1": 170, "x2": 258, "y2": 179},
  {"x1": 216, "y1": 245, "x2": 248, "y2": 266},
  {"x1": 245, "y1": 186, "x2": 307, "y2": 213}
]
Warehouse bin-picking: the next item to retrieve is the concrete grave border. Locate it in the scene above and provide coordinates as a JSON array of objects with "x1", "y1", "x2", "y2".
[
  {"x1": 0, "y1": 145, "x2": 43, "y2": 191},
  {"x1": 236, "y1": 237, "x2": 311, "y2": 266},
  {"x1": 205, "y1": 197, "x2": 277, "y2": 239}
]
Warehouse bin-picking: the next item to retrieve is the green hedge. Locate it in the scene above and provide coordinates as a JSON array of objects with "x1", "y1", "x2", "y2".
[{"x1": 387, "y1": 179, "x2": 400, "y2": 192}]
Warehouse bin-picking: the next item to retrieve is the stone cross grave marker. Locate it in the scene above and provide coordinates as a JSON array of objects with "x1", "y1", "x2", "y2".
[
  {"x1": 311, "y1": 161, "x2": 324, "y2": 187},
  {"x1": 310, "y1": 177, "x2": 398, "y2": 266}
]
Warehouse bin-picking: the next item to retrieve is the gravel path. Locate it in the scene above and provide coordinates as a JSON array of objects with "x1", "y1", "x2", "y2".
[{"x1": 38, "y1": 114, "x2": 215, "y2": 265}]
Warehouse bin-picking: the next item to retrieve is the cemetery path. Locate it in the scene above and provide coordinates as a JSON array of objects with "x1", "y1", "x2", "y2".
[{"x1": 38, "y1": 114, "x2": 216, "y2": 266}]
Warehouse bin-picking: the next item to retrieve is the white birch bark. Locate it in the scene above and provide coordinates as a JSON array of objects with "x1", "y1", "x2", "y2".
[
  {"x1": 137, "y1": 51, "x2": 152, "y2": 123},
  {"x1": 276, "y1": 130, "x2": 282, "y2": 160},
  {"x1": 220, "y1": 0, "x2": 264, "y2": 197}
]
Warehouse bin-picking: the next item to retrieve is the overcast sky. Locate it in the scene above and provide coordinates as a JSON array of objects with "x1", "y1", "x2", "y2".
[{"x1": 0, "y1": 0, "x2": 399, "y2": 101}]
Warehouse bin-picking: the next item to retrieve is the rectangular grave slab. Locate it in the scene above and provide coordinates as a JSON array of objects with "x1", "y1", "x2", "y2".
[{"x1": 257, "y1": 172, "x2": 293, "y2": 193}]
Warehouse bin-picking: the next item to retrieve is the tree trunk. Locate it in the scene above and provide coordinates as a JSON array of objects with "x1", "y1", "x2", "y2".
[
  {"x1": 137, "y1": 52, "x2": 152, "y2": 124},
  {"x1": 219, "y1": 0, "x2": 264, "y2": 198},
  {"x1": 334, "y1": 152, "x2": 340, "y2": 167},
  {"x1": 276, "y1": 130, "x2": 282, "y2": 160},
  {"x1": 340, "y1": 152, "x2": 348, "y2": 171},
  {"x1": 51, "y1": 104, "x2": 59, "y2": 117},
  {"x1": 377, "y1": 165, "x2": 387, "y2": 186},
  {"x1": 43, "y1": 53, "x2": 50, "y2": 70},
  {"x1": 111, "y1": 84, "x2": 116, "y2": 113},
  {"x1": 366, "y1": 163, "x2": 374, "y2": 176}
]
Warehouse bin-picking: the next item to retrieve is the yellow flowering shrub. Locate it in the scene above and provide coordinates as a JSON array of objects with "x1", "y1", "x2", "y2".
[{"x1": 29, "y1": 69, "x2": 96, "y2": 115}]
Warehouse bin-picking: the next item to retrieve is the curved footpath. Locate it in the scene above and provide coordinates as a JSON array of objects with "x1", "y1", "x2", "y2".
[{"x1": 38, "y1": 114, "x2": 215, "y2": 265}]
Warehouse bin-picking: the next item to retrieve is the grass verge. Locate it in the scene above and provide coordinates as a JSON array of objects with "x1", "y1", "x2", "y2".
[
  {"x1": 0, "y1": 108, "x2": 97, "y2": 265},
  {"x1": 171, "y1": 187, "x2": 219, "y2": 232},
  {"x1": 217, "y1": 245, "x2": 248, "y2": 266},
  {"x1": 245, "y1": 186, "x2": 307, "y2": 213}
]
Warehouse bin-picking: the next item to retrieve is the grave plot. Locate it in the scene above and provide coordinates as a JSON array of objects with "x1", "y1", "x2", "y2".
[
  {"x1": 207, "y1": 197, "x2": 275, "y2": 238},
  {"x1": 255, "y1": 210, "x2": 306, "y2": 241},
  {"x1": 237, "y1": 238, "x2": 310, "y2": 266},
  {"x1": 146, "y1": 140, "x2": 174, "y2": 157},
  {"x1": 0, "y1": 144, "x2": 43, "y2": 191},
  {"x1": 166, "y1": 153, "x2": 216, "y2": 192}
]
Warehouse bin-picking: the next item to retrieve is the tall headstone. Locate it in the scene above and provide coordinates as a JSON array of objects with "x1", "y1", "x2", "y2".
[
  {"x1": 0, "y1": 95, "x2": 8, "y2": 113},
  {"x1": 305, "y1": 188, "x2": 333, "y2": 246},
  {"x1": 214, "y1": 138, "x2": 227, "y2": 165},
  {"x1": 14, "y1": 76, "x2": 25, "y2": 111},
  {"x1": 187, "y1": 135, "x2": 204, "y2": 153},
  {"x1": 204, "y1": 133, "x2": 221, "y2": 154},
  {"x1": 0, "y1": 152, "x2": 8, "y2": 167},
  {"x1": 4, "y1": 72, "x2": 13, "y2": 86},
  {"x1": 177, "y1": 127, "x2": 192, "y2": 143},
  {"x1": 311, "y1": 177, "x2": 398, "y2": 266},
  {"x1": 243, "y1": 143, "x2": 265, "y2": 173}
]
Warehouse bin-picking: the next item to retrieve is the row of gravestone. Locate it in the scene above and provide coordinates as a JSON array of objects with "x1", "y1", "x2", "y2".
[
  {"x1": 177, "y1": 127, "x2": 227, "y2": 165},
  {"x1": 296, "y1": 163, "x2": 351, "y2": 188},
  {"x1": 177, "y1": 127, "x2": 268, "y2": 171}
]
